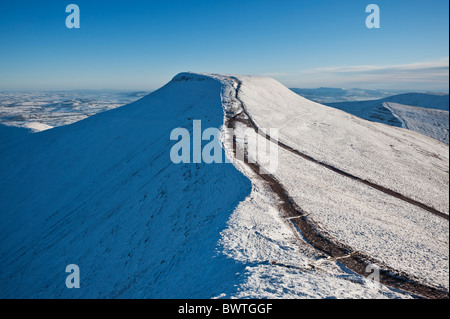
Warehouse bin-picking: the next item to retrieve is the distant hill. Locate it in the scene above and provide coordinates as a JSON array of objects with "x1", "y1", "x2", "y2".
[
  {"x1": 325, "y1": 93, "x2": 449, "y2": 144},
  {"x1": 290, "y1": 87, "x2": 409, "y2": 104},
  {"x1": 377, "y1": 93, "x2": 449, "y2": 111}
]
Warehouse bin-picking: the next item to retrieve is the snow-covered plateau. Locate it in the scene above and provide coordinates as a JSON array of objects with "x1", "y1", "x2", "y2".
[{"x1": 0, "y1": 73, "x2": 448, "y2": 299}]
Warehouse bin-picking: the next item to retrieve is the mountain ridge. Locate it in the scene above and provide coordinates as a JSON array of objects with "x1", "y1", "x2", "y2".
[{"x1": 0, "y1": 73, "x2": 448, "y2": 298}]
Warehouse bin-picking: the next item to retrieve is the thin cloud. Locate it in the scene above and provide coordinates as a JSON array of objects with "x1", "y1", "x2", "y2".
[
  {"x1": 267, "y1": 59, "x2": 449, "y2": 90},
  {"x1": 315, "y1": 59, "x2": 449, "y2": 74}
]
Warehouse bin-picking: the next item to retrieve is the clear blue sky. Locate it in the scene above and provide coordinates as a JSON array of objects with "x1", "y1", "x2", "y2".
[{"x1": 0, "y1": 0, "x2": 448, "y2": 90}]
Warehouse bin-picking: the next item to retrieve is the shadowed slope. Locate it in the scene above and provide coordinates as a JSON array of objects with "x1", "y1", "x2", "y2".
[{"x1": 0, "y1": 74, "x2": 251, "y2": 298}]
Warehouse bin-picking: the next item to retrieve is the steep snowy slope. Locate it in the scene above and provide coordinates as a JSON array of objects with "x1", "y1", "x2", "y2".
[
  {"x1": 239, "y1": 77, "x2": 448, "y2": 215},
  {"x1": 0, "y1": 124, "x2": 29, "y2": 144},
  {"x1": 232, "y1": 75, "x2": 448, "y2": 294},
  {"x1": 1, "y1": 74, "x2": 404, "y2": 299},
  {"x1": 0, "y1": 75, "x2": 253, "y2": 298},
  {"x1": 385, "y1": 93, "x2": 449, "y2": 110},
  {"x1": 326, "y1": 93, "x2": 449, "y2": 144},
  {"x1": 1, "y1": 73, "x2": 448, "y2": 299},
  {"x1": 384, "y1": 102, "x2": 449, "y2": 144}
]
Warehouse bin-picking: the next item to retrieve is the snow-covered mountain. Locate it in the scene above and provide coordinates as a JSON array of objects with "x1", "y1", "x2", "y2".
[
  {"x1": 326, "y1": 93, "x2": 449, "y2": 144},
  {"x1": 0, "y1": 73, "x2": 448, "y2": 299},
  {"x1": 381, "y1": 93, "x2": 449, "y2": 110},
  {"x1": 289, "y1": 87, "x2": 409, "y2": 104},
  {"x1": 0, "y1": 76, "x2": 253, "y2": 298}
]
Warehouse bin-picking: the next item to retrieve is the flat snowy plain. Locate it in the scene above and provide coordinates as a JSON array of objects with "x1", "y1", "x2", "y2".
[{"x1": 0, "y1": 90, "x2": 148, "y2": 131}]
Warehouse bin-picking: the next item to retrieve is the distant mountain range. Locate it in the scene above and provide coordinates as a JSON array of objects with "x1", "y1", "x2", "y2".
[
  {"x1": 325, "y1": 93, "x2": 449, "y2": 144},
  {"x1": 290, "y1": 88, "x2": 449, "y2": 144},
  {"x1": 289, "y1": 87, "x2": 413, "y2": 104}
]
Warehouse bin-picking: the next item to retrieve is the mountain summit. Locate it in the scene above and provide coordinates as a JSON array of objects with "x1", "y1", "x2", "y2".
[{"x1": 1, "y1": 73, "x2": 448, "y2": 298}]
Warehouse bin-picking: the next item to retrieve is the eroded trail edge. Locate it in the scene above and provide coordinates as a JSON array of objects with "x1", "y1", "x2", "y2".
[{"x1": 225, "y1": 77, "x2": 449, "y2": 299}]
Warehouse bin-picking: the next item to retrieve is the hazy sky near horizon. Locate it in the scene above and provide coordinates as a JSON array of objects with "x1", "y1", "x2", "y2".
[{"x1": 0, "y1": 0, "x2": 448, "y2": 91}]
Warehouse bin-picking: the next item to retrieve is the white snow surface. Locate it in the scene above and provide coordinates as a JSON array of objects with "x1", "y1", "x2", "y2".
[
  {"x1": 1, "y1": 75, "x2": 253, "y2": 298},
  {"x1": 0, "y1": 90, "x2": 148, "y2": 132},
  {"x1": 0, "y1": 73, "x2": 447, "y2": 298},
  {"x1": 237, "y1": 76, "x2": 449, "y2": 215},
  {"x1": 384, "y1": 102, "x2": 449, "y2": 144},
  {"x1": 326, "y1": 94, "x2": 449, "y2": 144},
  {"x1": 228, "y1": 74, "x2": 449, "y2": 292}
]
